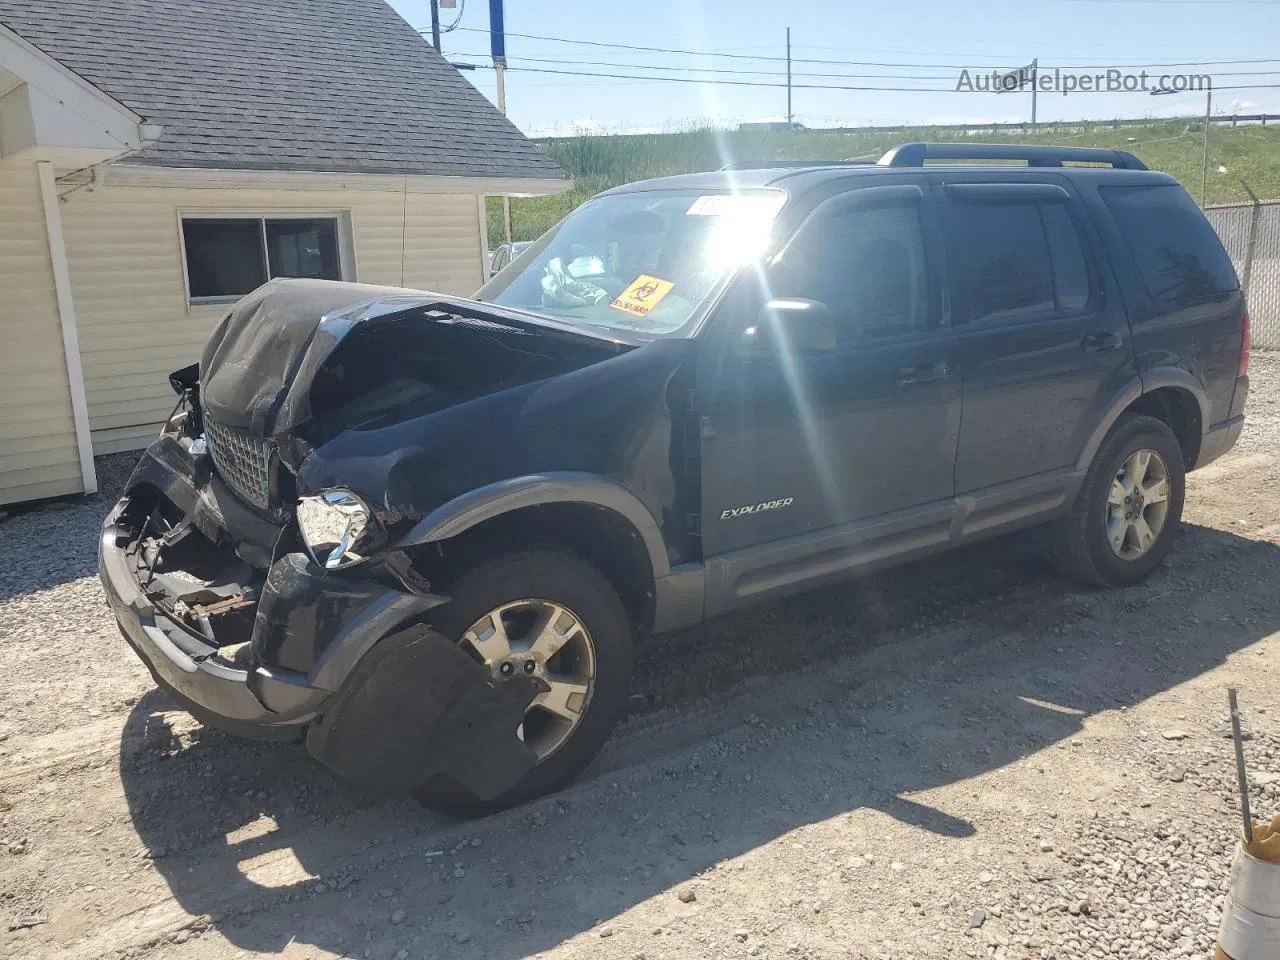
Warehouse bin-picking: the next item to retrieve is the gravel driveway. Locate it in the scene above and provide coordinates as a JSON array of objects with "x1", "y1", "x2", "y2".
[{"x1": 2, "y1": 356, "x2": 1278, "y2": 960}]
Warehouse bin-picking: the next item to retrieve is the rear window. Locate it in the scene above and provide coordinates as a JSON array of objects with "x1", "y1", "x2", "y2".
[{"x1": 1099, "y1": 184, "x2": 1238, "y2": 303}]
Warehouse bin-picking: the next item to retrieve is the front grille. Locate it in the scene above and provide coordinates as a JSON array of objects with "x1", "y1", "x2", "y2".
[{"x1": 205, "y1": 419, "x2": 273, "y2": 511}]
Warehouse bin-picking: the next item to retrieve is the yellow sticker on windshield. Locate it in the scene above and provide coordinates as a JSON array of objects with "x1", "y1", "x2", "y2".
[{"x1": 610, "y1": 274, "x2": 675, "y2": 317}]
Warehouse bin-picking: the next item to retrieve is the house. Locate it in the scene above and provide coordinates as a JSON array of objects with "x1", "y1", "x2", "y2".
[{"x1": 0, "y1": 0, "x2": 568, "y2": 506}]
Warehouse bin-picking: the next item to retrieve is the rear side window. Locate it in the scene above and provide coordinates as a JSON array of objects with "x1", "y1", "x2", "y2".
[
  {"x1": 949, "y1": 199, "x2": 1092, "y2": 324},
  {"x1": 1041, "y1": 203, "x2": 1090, "y2": 311},
  {"x1": 1099, "y1": 184, "x2": 1238, "y2": 303}
]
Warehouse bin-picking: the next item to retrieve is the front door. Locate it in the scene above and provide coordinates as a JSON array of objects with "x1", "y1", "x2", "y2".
[{"x1": 698, "y1": 182, "x2": 961, "y2": 558}]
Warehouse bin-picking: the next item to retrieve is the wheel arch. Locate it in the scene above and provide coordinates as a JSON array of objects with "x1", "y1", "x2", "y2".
[
  {"x1": 396, "y1": 474, "x2": 669, "y2": 635},
  {"x1": 1078, "y1": 369, "x2": 1208, "y2": 473}
]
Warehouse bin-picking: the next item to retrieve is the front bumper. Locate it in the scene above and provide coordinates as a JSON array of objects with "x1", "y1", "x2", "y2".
[
  {"x1": 99, "y1": 511, "x2": 324, "y2": 736},
  {"x1": 101, "y1": 435, "x2": 542, "y2": 800},
  {"x1": 99, "y1": 436, "x2": 444, "y2": 737}
]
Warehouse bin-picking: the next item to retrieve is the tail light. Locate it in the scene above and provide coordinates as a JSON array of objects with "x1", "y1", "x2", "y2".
[{"x1": 1239, "y1": 310, "x2": 1251, "y2": 377}]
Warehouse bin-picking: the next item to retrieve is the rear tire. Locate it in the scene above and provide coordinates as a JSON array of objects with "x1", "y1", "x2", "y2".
[
  {"x1": 411, "y1": 550, "x2": 633, "y2": 818},
  {"x1": 1049, "y1": 413, "x2": 1186, "y2": 587}
]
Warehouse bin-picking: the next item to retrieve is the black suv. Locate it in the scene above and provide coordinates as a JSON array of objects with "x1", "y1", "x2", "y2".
[{"x1": 100, "y1": 143, "x2": 1249, "y2": 816}]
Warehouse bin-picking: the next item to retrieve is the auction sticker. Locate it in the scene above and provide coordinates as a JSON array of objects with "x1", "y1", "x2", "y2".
[
  {"x1": 687, "y1": 193, "x2": 786, "y2": 217},
  {"x1": 610, "y1": 274, "x2": 675, "y2": 317}
]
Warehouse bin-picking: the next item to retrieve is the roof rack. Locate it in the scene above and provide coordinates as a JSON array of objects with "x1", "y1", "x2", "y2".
[
  {"x1": 877, "y1": 142, "x2": 1148, "y2": 170},
  {"x1": 718, "y1": 157, "x2": 877, "y2": 171}
]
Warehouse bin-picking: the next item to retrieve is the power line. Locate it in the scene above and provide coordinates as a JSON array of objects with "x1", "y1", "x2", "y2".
[
  {"x1": 449, "y1": 26, "x2": 1280, "y2": 70},
  {"x1": 490, "y1": 65, "x2": 950, "y2": 91},
  {"x1": 450, "y1": 54, "x2": 1280, "y2": 84},
  {"x1": 447, "y1": 27, "x2": 998, "y2": 68},
  {"x1": 454, "y1": 62, "x2": 1280, "y2": 94},
  {"x1": 470, "y1": 53, "x2": 962, "y2": 81}
]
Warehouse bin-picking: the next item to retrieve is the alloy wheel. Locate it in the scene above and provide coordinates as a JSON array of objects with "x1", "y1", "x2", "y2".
[
  {"x1": 1105, "y1": 448, "x2": 1171, "y2": 560},
  {"x1": 461, "y1": 599, "x2": 597, "y2": 762}
]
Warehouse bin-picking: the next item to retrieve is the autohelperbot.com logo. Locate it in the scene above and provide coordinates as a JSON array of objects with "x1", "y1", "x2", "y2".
[{"x1": 957, "y1": 65, "x2": 1212, "y2": 96}]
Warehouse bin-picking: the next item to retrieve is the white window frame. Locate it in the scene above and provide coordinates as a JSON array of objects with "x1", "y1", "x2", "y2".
[{"x1": 176, "y1": 210, "x2": 356, "y2": 308}]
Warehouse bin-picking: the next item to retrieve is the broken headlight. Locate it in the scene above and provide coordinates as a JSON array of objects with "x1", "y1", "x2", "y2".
[{"x1": 296, "y1": 490, "x2": 373, "y2": 569}]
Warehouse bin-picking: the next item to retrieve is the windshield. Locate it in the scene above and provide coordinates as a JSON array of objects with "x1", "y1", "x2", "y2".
[{"x1": 477, "y1": 188, "x2": 787, "y2": 337}]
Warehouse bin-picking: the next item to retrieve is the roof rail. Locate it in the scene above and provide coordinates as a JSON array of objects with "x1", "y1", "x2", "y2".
[
  {"x1": 877, "y1": 142, "x2": 1148, "y2": 170},
  {"x1": 718, "y1": 157, "x2": 877, "y2": 171}
]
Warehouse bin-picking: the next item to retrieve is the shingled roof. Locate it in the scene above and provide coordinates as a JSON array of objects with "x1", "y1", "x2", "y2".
[{"x1": 0, "y1": 0, "x2": 564, "y2": 180}]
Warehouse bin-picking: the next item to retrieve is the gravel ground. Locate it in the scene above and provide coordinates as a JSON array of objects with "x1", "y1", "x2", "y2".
[{"x1": 1, "y1": 355, "x2": 1278, "y2": 960}]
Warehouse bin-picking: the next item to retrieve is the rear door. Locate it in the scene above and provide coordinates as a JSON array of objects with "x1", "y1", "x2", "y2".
[
  {"x1": 937, "y1": 176, "x2": 1137, "y2": 504},
  {"x1": 697, "y1": 180, "x2": 961, "y2": 557}
]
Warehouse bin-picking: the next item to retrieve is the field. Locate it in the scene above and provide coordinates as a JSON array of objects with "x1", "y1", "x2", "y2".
[{"x1": 488, "y1": 118, "x2": 1280, "y2": 244}]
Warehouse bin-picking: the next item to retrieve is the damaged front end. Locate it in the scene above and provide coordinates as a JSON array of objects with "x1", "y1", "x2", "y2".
[
  {"x1": 100, "y1": 439, "x2": 540, "y2": 797},
  {"x1": 101, "y1": 278, "x2": 676, "y2": 799},
  {"x1": 98, "y1": 282, "x2": 603, "y2": 795}
]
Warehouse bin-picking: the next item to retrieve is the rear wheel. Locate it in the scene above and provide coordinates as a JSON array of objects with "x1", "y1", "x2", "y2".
[
  {"x1": 412, "y1": 550, "x2": 633, "y2": 817},
  {"x1": 1049, "y1": 413, "x2": 1186, "y2": 587}
]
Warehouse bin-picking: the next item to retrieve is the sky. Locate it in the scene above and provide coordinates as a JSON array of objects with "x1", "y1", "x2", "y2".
[{"x1": 386, "y1": 0, "x2": 1280, "y2": 136}]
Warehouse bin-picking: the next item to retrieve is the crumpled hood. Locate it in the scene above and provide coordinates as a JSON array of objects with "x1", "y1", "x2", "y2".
[
  {"x1": 198, "y1": 279, "x2": 632, "y2": 460},
  {"x1": 199, "y1": 278, "x2": 430, "y2": 436}
]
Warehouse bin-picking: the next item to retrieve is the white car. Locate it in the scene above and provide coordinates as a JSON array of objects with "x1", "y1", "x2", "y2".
[{"x1": 488, "y1": 241, "x2": 531, "y2": 278}]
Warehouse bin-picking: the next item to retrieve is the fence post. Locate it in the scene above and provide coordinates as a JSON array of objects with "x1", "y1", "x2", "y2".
[{"x1": 1240, "y1": 181, "x2": 1262, "y2": 300}]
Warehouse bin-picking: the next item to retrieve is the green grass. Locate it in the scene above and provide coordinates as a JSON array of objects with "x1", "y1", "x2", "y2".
[{"x1": 487, "y1": 118, "x2": 1280, "y2": 245}]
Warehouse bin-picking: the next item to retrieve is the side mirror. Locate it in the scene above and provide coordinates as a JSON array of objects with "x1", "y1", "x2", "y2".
[{"x1": 737, "y1": 298, "x2": 838, "y2": 356}]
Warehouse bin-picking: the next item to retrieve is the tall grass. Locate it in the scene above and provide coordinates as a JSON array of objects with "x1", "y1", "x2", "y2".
[{"x1": 487, "y1": 119, "x2": 1280, "y2": 245}]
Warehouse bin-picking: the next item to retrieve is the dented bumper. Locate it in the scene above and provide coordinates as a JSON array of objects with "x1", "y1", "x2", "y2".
[
  {"x1": 100, "y1": 436, "x2": 540, "y2": 798},
  {"x1": 99, "y1": 512, "x2": 326, "y2": 736}
]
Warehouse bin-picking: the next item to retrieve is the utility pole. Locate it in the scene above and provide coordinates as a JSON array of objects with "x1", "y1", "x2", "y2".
[
  {"x1": 490, "y1": 0, "x2": 512, "y2": 242},
  {"x1": 496, "y1": 62, "x2": 512, "y2": 242},
  {"x1": 1201, "y1": 87, "x2": 1213, "y2": 205},
  {"x1": 429, "y1": 0, "x2": 441, "y2": 51},
  {"x1": 1030, "y1": 58, "x2": 1038, "y2": 128},
  {"x1": 786, "y1": 27, "x2": 792, "y2": 127}
]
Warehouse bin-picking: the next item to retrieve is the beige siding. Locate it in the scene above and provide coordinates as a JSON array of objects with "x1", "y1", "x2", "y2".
[
  {"x1": 0, "y1": 163, "x2": 84, "y2": 504},
  {"x1": 59, "y1": 182, "x2": 485, "y2": 452}
]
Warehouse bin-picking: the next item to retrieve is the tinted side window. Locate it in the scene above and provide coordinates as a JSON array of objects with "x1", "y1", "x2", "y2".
[
  {"x1": 950, "y1": 199, "x2": 1094, "y2": 323},
  {"x1": 774, "y1": 201, "x2": 930, "y2": 343},
  {"x1": 1041, "y1": 203, "x2": 1091, "y2": 311},
  {"x1": 950, "y1": 202, "x2": 1055, "y2": 323},
  {"x1": 1100, "y1": 183, "x2": 1238, "y2": 303}
]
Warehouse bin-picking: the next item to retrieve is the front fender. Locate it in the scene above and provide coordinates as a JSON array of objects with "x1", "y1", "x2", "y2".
[{"x1": 395, "y1": 471, "x2": 673, "y2": 580}]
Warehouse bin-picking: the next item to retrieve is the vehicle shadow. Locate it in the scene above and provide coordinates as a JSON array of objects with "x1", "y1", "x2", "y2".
[{"x1": 118, "y1": 523, "x2": 1280, "y2": 958}]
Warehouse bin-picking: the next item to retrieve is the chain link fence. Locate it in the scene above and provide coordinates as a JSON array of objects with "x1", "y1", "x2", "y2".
[{"x1": 1205, "y1": 201, "x2": 1280, "y2": 350}]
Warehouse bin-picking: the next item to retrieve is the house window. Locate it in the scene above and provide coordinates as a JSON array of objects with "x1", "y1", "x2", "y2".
[{"x1": 182, "y1": 217, "x2": 342, "y2": 301}]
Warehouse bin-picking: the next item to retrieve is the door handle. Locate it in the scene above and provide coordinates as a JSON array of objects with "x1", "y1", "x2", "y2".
[
  {"x1": 1082, "y1": 331, "x2": 1123, "y2": 352},
  {"x1": 896, "y1": 361, "x2": 949, "y2": 387}
]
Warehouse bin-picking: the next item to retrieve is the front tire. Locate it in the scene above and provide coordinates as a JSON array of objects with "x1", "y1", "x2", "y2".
[
  {"x1": 412, "y1": 550, "x2": 633, "y2": 817},
  {"x1": 1050, "y1": 412, "x2": 1186, "y2": 587}
]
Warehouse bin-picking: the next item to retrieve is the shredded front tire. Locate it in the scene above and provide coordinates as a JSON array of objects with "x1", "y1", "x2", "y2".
[{"x1": 412, "y1": 550, "x2": 633, "y2": 817}]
